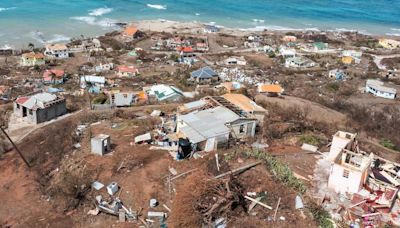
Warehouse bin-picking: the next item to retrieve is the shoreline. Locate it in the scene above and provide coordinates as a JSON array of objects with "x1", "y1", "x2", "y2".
[{"x1": 2, "y1": 19, "x2": 399, "y2": 50}]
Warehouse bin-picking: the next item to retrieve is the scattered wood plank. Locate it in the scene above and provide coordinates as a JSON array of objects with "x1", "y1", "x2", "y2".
[
  {"x1": 348, "y1": 200, "x2": 366, "y2": 209},
  {"x1": 293, "y1": 172, "x2": 310, "y2": 181},
  {"x1": 215, "y1": 154, "x2": 220, "y2": 172},
  {"x1": 244, "y1": 196, "x2": 272, "y2": 210},
  {"x1": 163, "y1": 204, "x2": 172, "y2": 212},
  {"x1": 214, "y1": 161, "x2": 262, "y2": 179},
  {"x1": 273, "y1": 197, "x2": 281, "y2": 221},
  {"x1": 361, "y1": 212, "x2": 381, "y2": 217},
  {"x1": 169, "y1": 167, "x2": 178, "y2": 176},
  {"x1": 138, "y1": 217, "x2": 149, "y2": 228},
  {"x1": 170, "y1": 168, "x2": 197, "y2": 181},
  {"x1": 117, "y1": 160, "x2": 125, "y2": 172},
  {"x1": 248, "y1": 196, "x2": 263, "y2": 212}
]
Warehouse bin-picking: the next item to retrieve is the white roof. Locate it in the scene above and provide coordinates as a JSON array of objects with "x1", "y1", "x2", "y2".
[
  {"x1": 179, "y1": 106, "x2": 239, "y2": 143},
  {"x1": 148, "y1": 84, "x2": 183, "y2": 101},
  {"x1": 81, "y1": 76, "x2": 105, "y2": 84},
  {"x1": 366, "y1": 79, "x2": 397, "y2": 94},
  {"x1": 135, "y1": 133, "x2": 152, "y2": 143}
]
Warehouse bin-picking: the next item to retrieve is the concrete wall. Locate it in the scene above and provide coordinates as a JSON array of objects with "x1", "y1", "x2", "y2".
[
  {"x1": 35, "y1": 101, "x2": 67, "y2": 124},
  {"x1": 112, "y1": 93, "x2": 135, "y2": 107},
  {"x1": 230, "y1": 120, "x2": 256, "y2": 139},
  {"x1": 91, "y1": 136, "x2": 111, "y2": 155},
  {"x1": 328, "y1": 164, "x2": 366, "y2": 194},
  {"x1": 329, "y1": 135, "x2": 353, "y2": 161}
]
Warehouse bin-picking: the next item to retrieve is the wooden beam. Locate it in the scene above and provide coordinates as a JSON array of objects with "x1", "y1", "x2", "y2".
[
  {"x1": 214, "y1": 161, "x2": 262, "y2": 179},
  {"x1": 273, "y1": 197, "x2": 281, "y2": 221},
  {"x1": 244, "y1": 196, "x2": 272, "y2": 210}
]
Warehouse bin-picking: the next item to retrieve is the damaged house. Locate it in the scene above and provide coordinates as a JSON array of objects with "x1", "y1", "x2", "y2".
[
  {"x1": 13, "y1": 91, "x2": 67, "y2": 124},
  {"x1": 109, "y1": 91, "x2": 136, "y2": 107},
  {"x1": 177, "y1": 106, "x2": 256, "y2": 152},
  {"x1": 176, "y1": 94, "x2": 264, "y2": 152},
  {"x1": 327, "y1": 131, "x2": 370, "y2": 195},
  {"x1": 321, "y1": 131, "x2": 400, "y2": 226}
]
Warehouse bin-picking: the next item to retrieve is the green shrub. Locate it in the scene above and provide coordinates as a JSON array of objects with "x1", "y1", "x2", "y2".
[
  {"x1": 326, "y1": 82, "x2": 340, "y2": 92},
  {"x1": 241, "y1": 149, "x2": 307, "y2": 193},
  {"x1": 299, "y1": 134, "x2": 320, "y2": 146},
  {"x1": 380, "y1": 138, "x2": 397, "y2": 150}
]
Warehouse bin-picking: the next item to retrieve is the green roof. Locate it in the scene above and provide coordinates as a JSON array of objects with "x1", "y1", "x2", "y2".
[{"x1": 313, "y1": 42, "x2": 328, "y2": 50}]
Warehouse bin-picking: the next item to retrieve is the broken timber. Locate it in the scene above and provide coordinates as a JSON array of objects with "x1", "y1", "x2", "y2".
[
  {"x1": 170, "y1": 168, "x2": 197, "y2": 181},
  {"x1": 214, "y1": 161, "x2": 262, "y2": 179},
  {"x1": 244, "y1": 196, "x2": 272, "y2": 210},
  {"x1": 273, "y1": 197, "x2": 281, "y2": 221}
]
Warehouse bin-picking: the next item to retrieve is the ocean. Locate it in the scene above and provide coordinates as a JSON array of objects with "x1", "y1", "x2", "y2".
[{"x1": 1, "y1": 0, "x2": 400, "y2": 48}]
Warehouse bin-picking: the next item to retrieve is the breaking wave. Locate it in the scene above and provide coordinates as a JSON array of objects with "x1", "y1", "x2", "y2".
[
  {"x1": 46, "y1": 34, "x2": 71, "y2": 43},
  {"x1": 0, "y1": 7, "x2": 16, "y2": 12},
  {"x1": 88, "y1": 7, "x2": 113, "y2": 16},
  {"x1": 147, "y1": 4, "x2": 167, "y2": 10},
  {"x1": 71, "y1": 16, "x2": 117, "y2": 28},
  {"x1": 386, "y1": 33, "x2": 400, "y2": 36},
  {"x1": 252, "y1": 19, "x2": 265, "y2": 23},
  {"x1": 240, "y1": 25, "x2": 319, "y2": 32}
]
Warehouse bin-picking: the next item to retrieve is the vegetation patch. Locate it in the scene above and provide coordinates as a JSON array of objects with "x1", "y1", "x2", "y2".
[
  {"x1": 380, "y1": 138, "x2": 397, "y2": 151},
  {"x1": 299, "y1": 134, "x2": 320, "y2": 146}
]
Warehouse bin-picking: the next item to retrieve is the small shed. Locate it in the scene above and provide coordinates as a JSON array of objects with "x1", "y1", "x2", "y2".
[{"x1": 91, "y1": 134, "x2": 111, "y2": 155}]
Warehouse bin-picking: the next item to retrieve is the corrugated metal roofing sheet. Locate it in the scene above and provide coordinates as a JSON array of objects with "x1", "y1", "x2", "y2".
[{"x1": 179, "y1": 106, "x2": 238, "y2": 143}]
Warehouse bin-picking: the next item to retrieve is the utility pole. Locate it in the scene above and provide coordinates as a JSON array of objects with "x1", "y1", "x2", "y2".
[{"x1": 0, "y1": 127, "x2": 31, "y2": 168}]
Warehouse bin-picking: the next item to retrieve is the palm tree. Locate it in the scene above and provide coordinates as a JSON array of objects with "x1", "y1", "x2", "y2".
[{"x1": 50, "y1": 72, "x2": 57, "y2": 85}]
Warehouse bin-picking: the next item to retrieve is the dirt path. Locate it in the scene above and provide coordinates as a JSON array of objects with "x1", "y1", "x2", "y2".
[
  {"x1": 256, "y1": 95, "x2": 348, "y2": 126},
  {"x1": 371, "y1": 54, "x2": 400, "y2": 70}
]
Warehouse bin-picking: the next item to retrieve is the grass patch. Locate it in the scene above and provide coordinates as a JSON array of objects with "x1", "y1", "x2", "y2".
[
  {"x1": 242, "y1": 149, "x2": 306, "y2": 193},
  {"x1": 326, "y1": 82, "x2": 340, "y2": 92},
  {"x1": 380, "y1": 138, "x2": 397, "y2": 151},
  {"x1": 308, "y1": 202, "x2": 335, "y2": 228},
  {"x1": 299, "y1": 134, "x2": 320, "y2": 146}
]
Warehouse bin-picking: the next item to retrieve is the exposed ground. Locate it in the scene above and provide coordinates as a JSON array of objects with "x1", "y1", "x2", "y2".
[{"x1": 0, "y1": 108, "x2": 318, "y2": 228}]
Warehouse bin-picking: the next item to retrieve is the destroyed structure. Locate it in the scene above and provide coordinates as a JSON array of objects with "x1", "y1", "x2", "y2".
[
  {"x1": 91, "y1": 134, "x2": 111, "y2": 156},
  {"x1": 317, "y1": 131, "x2": 400, "y2": 226},
  {"x1": 176, "y1": 95, "x2": 262, "y2": 152},
  {"x1": 13, "y1": 91, "x2": 67, "y2": 124}
]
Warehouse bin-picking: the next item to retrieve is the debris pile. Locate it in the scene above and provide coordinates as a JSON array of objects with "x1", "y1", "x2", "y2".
[{"x1": 195, "y1": 178, "x2": 245, "y2": 225}]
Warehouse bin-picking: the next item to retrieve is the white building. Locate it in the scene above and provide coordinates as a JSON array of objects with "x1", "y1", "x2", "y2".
[
  {"x1": 327, "y1": 131, "x2": 373, "y2": 194},
  {"x1": 44, "y1": 44, "x2": 69, "y2": 59},
  {"x1": 285, "y1": 56, "x2": 316, "y2": 68},
  {"x1": 177, "y1": 105, "x2": 256, "y2": 152},
  {"x1": 223, "y1": 56, "x2": 247, "y2": 66},
  {"x1": 328, "y1": 149, "x2": 373, "y2": 194},
  {"x1": 328, "y1": 131, "x2": 357, "y2": 161},
  {"x1": 146, "y1": 84, "x2": 183, "y2": 102},
  {"x1": 342, "y1": 50, "x2": 362, "y2": 64},
  {"x1": 279, "y1": 46, "x2": 296, "y2": 58},
  {"x1": 365, "y1": 79, "x2": 397, "y2": 99}
]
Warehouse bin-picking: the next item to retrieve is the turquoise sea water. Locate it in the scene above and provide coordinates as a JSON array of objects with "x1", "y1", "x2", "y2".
[{"x1": 0, "y1": 0, "x2": 400, "y2": 48}]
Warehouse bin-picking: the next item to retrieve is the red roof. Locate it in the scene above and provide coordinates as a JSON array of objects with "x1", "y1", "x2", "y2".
[
  {"x1": 16, "y1": 96, "x2": 29, "y2": 105},
  {"x1": 118, "y1": 66, "x2": 138, "y2": 73},
  {"x1": 178, "y1": 46, "x2": 193, "y2": 53},
  {"x1": 43, "y1": 69, "x2": 65, "y2": 81}
]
